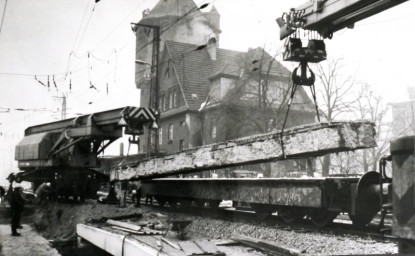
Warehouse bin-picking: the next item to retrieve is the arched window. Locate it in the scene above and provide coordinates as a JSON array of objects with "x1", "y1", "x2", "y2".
[
  {"x1": 163, "y1": 94, "x2": 167, "y2": 110},
  {"x1": 168, "y1": 124, "x2": 174, "y2": 142},
  {"x1": 159, "y1": 96, "x2": 163, "y2": 111},
  {"x1": 173, "y1": 89, "x2": 178, "y2": 107},
  {"x1": 210, "y1": 119, "x2": 216, "y2": 139},
  {"x1": 158, "y1": 127, "x2": 163, "y2": 145},
  {"x1": 169, "y1": 92, "x2": 173, "y2": 109}
]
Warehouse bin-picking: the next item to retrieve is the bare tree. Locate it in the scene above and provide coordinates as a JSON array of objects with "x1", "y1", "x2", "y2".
[
  {"x1": 314, "y1": 58, "x2": 357, "y2": 176},
  {"x1": 353, "y1": 83, "x2": 392, "y2": 172}
]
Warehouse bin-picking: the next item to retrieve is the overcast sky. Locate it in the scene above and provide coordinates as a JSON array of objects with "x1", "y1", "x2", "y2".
[{"x1": 0, "y1": 0, "x2": 414, "y2": 181}]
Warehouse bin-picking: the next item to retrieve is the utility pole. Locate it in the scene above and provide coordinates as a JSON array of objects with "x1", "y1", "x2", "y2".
[
  {"x1": 61, "y1": 95, "x2": 67, "y2": 120},
  {"x1": 132, "y1": 23, "x2": 160, "y2": 156},
  {"x1": 53, "y1": 94, "x2": 67, "y2": 120}
]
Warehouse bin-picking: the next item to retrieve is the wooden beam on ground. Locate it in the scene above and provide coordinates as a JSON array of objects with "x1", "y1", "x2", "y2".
[
  {"x1": 111, "y1": 121, "x2": 376, "y2": 181},
  {"x1": 231, "y1": 233, "x2": 305, "y2": 256},
  {"x1": 107, "y1": 219, "x2": 142, "y2": 232}
]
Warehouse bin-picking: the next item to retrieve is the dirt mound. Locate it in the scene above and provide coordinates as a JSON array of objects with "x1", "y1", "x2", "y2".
[{"x1": 29, "y1": 201, "x2": 142, "y2": 241}]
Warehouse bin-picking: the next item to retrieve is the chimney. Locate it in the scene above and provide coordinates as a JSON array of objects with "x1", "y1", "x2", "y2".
[
  {"x1": 207, "y1": 37, "x2": 217, "y2": 61},
  {"x1": 142, "y1": 8, "x2": 150, "y2": 17}
]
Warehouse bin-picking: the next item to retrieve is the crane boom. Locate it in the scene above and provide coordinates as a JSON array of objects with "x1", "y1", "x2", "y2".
[
  {"x1": 277, "y1": 0, "x2": 409, "y2": 39},
  {"x1": 15, "y1": 106, "x2": 158, "y2": 170}
]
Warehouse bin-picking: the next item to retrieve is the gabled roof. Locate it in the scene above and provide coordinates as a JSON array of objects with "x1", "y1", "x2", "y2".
[
  {"x1": 163, "y1": 40, "x2": 312, "y2": 111},
  {"x1": 144, "y1": 0, "x2": 197, "y2": 19},
  {"x1": 139, "y1": 0, "x2": 220, "y2": 32}
]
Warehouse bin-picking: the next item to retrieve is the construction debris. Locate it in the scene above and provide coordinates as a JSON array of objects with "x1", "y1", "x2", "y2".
[
  {"x1": 231, "y1": 233, "x2": 305, "y2": 256},
  {"x1": 111, "y1": 226, "x2": 164, "y2": 235},
  {"x1": 111, "y1": 121, "x2": 376, "y2": 181},
  {"x1": 106, "y1": 219, "x2": 142, "y2": 232}
]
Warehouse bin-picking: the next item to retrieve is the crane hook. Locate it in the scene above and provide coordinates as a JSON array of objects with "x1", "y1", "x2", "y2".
[{"x1": 291, "y1": 62, "x2": 315, "y2": 86}]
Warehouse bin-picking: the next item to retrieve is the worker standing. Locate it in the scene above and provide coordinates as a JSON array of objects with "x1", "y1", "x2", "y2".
[
  {"x1": 10, "y1": 184, "x2": 25, "y2": 236},
  {"x1": 0, "y1": 185, "x2": 5, "y2": 206},
  {"x1": 35, "y1": 182, "x2": 52, "y2": 205}
]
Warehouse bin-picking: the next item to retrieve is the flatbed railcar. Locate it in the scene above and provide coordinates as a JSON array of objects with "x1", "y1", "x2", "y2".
[{"x1": 142, "y1": 171, "x2": 390, "y2": 227}]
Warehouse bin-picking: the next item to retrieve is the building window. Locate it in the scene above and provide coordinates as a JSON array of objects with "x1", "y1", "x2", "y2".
[
  {"x1": 210, "y1": 120, "x2": 217, "y2": 139},
  {"x1": 164, "y1": 66, "x2": 170, "y2": 78},
  {"x1": 173, "y1": 90, "x2": 178, "y2": 107},
  {"x1": 179, "y1": 139, "x2": 184, "y2": 151},
  {"x1": 169, "y1": 92, "x2": 173, "y2": 109},
  {"x1": 158, "y1": 127, "x2": 163, "y2": 145},
  {"x1": 168, "y1": 124, "x2": 174, "y2": 142},
  {"x1": 162, "y1": 95, "x2": 166, "y2": 111},
  {"x1": 164, "y1": 94, "x2": 168, "y2": 110},
  {"x1": 150, "y1": 130, "x2": 155, "y2": 145}
]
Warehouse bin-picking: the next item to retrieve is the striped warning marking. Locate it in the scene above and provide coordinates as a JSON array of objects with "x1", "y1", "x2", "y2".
[{"x1": 126, "y1": 107, "x2": 156, "y2": 121}]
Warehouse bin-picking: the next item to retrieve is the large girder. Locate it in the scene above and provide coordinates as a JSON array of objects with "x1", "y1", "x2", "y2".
[{"x1": 111, "y1": 121, "x2": 376, "y2": 181}]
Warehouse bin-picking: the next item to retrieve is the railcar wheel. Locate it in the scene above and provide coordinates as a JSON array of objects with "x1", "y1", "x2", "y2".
[
  {"x1": 279, "y1": 210, "x2": 305, "y2": 224},
  {"x1": 349, "y1": 213, "x2": 376, "y2": 227},
  {"x1": 309, "y1": 211, "x2": 339, "y2": 228},
  {"x1": 155, "y1": 196, "x2": 167, "y2": 207}
]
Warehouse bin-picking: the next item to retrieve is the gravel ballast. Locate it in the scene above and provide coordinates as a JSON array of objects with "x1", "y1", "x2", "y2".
[{"x1": 147, "y1": 207, "x2": 398, "y2": 255}]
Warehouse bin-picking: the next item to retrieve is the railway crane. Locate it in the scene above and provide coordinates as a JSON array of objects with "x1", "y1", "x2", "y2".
[{"x1": 14, "y1": 106, "x2": 157, "y2": 200}]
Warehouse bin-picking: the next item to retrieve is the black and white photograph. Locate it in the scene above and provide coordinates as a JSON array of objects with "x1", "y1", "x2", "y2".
[{"x1": 0, "y1": 0, "x2": 414, "y2": 255}]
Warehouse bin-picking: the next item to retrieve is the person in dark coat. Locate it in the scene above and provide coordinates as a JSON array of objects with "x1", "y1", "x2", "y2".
[
  {"x1": 0, "y1": 185, "x2": 5, "y2": 206},
  {"x1": 35, "y1": 182, "x2": 52, "y2": 205},
  {"x1": 10, "y1": 184, "x2": 25, "y2": 236}
]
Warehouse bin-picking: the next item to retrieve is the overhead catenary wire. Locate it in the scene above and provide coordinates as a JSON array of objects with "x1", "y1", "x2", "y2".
[
  {"x1": 0, "y1": 0, "x2": 8, "y2": 36},
  {"x1": 64, "y1": 0, "x2": 92, "y2": 79},
  {"x1": 74, "y1": 1, "x2": 98, "y2": 55},
  {"x1": 1, "y1": 1, "x2": 212, "y2": 81},
  {"x1": 1, "y1": 0, "x2": 216, "y2": 106}
]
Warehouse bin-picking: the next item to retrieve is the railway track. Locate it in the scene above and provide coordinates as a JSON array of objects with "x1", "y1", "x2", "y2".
[{"x1": 138, "y1": 199, "x2": 395, "y2": 242}]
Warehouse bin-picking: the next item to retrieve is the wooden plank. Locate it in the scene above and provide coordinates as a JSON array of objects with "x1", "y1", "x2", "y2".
[
  {"x1": 107, "y1": 219, "x2": 142, "y2": 232},
  {"x1": 178, "y1": 241, "x2": 204, "y2": 255},
  {"x1": 111, "y1": 226, "x2": 164, "y2": 235},
  {"x1": 214, "y1": 239, "x2": 240, "y2": 246},
  {"x1": 161, "y1": 237, "x2": 181, "y2": 250},
  {"x1": 194, "y1": 240, "x2": 223, "y2": 254},
  {"x1": 231, "y1": 233, "x2": 305, "y2": 256},
  {"x1": 110, "y1": 121, "x2": 376, "y2": 181},
  {"x1": 139, "y1": 236, "x2": 186, "y2": 256}
]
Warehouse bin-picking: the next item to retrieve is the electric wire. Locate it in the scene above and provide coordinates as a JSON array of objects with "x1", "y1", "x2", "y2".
[
  {"x1": 64, "y1": 0, "x2": 92, "y2": 79},
  {"x1": 92, "y1": 0, "x2": 150, "y2": 51},
  {"x1": 1, "y1": 0, "x2": 218, "y2": 107},
  {"x1": 1, "y1": 1, "x2": 212, "y2": 81},
  {"x1": 0, "y1": 0, "x2": 8, "y2": 36},
  {"x1": 74, "y1": 1, "x2": 98, "y2": 55}
]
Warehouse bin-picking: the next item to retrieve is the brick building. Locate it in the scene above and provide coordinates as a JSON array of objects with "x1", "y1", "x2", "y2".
[{"x1": 134, "y1": 0, "x2": 317, "y2": 177}]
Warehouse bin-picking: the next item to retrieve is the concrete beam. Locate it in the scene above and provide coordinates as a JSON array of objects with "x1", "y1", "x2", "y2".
[
  {"x1": 77, "y1": 224, "x2": 168, "y2": 256},
  {"x1": 111, "y1": 121, "x2": 376, "y2": 181}
]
